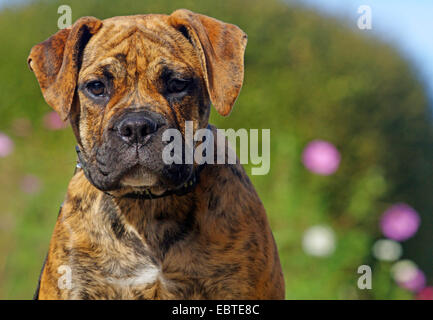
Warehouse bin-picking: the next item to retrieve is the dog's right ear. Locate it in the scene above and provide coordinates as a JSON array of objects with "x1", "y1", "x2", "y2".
[{"x1": 27, "y1": 17, "x2": 102, "y2": 121}]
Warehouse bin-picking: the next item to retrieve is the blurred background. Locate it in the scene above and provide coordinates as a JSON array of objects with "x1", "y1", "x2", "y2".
[{"x1": 0, "y1": 0, "x2": 432, "y2": 300}]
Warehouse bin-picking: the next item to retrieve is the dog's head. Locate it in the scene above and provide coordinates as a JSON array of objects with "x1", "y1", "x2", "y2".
[{"x1": 28, "y1": 10, "x2": 247, "y2": 194}]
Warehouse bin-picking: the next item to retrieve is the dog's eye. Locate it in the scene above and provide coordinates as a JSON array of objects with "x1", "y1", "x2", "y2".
[
  {"x1": 167, "y1": 78, "x2": 189, "y2": 93},
  {"x1": 86, "y1": 81, "x2": 106, "y2": 97}
]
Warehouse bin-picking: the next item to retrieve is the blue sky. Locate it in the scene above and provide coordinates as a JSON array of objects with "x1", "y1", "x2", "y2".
[
  {"x1": 1, "y1": 0, "x2": 433, "y2": 98},
  {"x1": 0, "y1": 0, "x2": 27, "y2": 8}
]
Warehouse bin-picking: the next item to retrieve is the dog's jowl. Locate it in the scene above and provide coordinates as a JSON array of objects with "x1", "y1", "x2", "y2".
[{"x1": 28, "y1": 9, "x2": 285, "y2": 300}]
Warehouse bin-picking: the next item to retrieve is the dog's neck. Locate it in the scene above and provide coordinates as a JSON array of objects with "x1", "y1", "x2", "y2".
[
  {"x1": 116, "y1": 192, "x2": 196, "y2": 251},
  {"x1": 72, "y1": 161, "x2": 203, "y2": 262},
  {"x1": 106, "y1": 191, "x2": 198, "y2": 261}
]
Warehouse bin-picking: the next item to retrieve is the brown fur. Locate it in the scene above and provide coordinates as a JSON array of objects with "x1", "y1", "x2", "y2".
[{"x1": 28, "y1": 9, "x2": 284, "y2": 300}]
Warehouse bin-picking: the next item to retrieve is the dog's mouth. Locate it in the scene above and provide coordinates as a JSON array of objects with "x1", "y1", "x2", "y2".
[
  {"x1": 86, "y1": 149, "x2": 194, "y2": 192},
  {"x1": 119, "y1": 164, "x2": 159, "y2": 188},
  {"x1": 96, "y1": 161, "x2": 193, "y2": 197}
]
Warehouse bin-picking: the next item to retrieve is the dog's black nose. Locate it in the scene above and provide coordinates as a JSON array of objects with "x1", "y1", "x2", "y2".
[{"x1": 117, "y1": 113, "x2": 158, "y2": 144}]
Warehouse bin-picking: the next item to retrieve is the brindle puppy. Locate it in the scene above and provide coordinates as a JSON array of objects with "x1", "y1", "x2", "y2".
[{"x1": 28, "y1": 9, "x2": 285, "y2": 299}]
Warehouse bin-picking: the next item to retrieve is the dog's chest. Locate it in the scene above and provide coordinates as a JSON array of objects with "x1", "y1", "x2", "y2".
[
  {"x1": 67, "y1": 249, "x2": 171, "y2": 299},
  {"x1": 68, "y1": 228, "x2": 173, "y2": 299},
  {"x1": 66, "y1": 236, "x2": 216, "y2": 299},
  {"x1": 62, "y1": 193, "x2": 231, "y2": 299},
  {"x1": 69, "y1": 254, "x2": 210, "y2": 300},
  {"x1": 106, "y1": 264, "x2": 161, "y2": 287},
  {"x1": 99, "y1": 264, "x2": 169, "y2": 299}
]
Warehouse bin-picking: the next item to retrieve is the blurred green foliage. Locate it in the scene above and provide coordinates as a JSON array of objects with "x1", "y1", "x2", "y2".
[{"x1": 0, "y1": 0, "x2": 431, "y2": 299}]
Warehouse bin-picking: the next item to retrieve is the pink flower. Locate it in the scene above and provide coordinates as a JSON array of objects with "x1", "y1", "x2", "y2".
[
  {"x1": 416, "y1": 287, "x2": 433, "y2": 300},
  {"x1": 20, "y1": 175, "x2": 42, "y2": 194},
  {"x1": 43, "y1": 111, "x2": 68, "y2": 130},
  {"x1": 302, "y1": 140, "x2": 340, "y2": 175},
  {"x1": 380, "y1": 203, "x2": 420, "y2": 241},
  {"x1": 0, "y1": 132, "x2": 14, "y2": 157},
  {"x1": 397, "y1": 268, "x2": 426, "y2": 293}
]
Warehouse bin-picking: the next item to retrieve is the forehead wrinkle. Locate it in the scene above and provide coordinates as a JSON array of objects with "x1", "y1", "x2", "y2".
[
  {"x1": 102, "y1": 27, "x2": 138, "y2": 50},
  {"x1": 139, "y1": 23, "x2": 202, "y2": 76},
  {"x1": 93, "y1": 22, "x2": 138, "y2": 48},
  {"x1": 80, "y1": 57, "x2": 126, "y2": 80},
  {"x1": 134, "y1": 25, "x2": 187, "y2": 62},
  {"x1": 82, "y1": 26, "x2": 138, "y2": 68},
  {"x1": 83, "y1": 20, "x2": 197, "y2": 73}
]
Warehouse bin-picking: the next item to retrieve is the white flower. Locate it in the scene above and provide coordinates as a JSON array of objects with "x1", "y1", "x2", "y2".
[{"x1": 302, "y1": 225, "x2": 336, "y2": 257}]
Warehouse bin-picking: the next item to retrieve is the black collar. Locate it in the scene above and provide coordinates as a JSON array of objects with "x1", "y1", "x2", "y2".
[{"x1": 74, "y1": 145, "x2": 205, "y2": 200}]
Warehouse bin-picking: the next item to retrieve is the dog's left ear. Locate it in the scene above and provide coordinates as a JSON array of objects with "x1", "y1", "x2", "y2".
[
  {"x1": 169, "y1": 9, "x2": 247, "y2": 116},
  {"x1": 27, "y1": 17, "x2": 102, "y2": 121}
]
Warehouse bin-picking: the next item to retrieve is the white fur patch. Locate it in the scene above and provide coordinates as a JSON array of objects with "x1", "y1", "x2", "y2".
[{"x1": 107, "y1": 264, "x2": 161, "y2": 287}]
